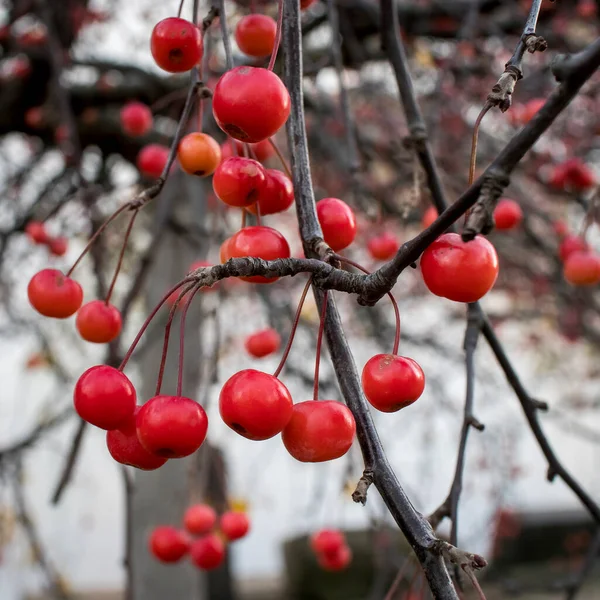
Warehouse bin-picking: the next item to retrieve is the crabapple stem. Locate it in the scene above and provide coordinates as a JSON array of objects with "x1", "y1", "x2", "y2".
[
  {"x1": 155, "y1": 285, "x2": 194, "y2": 396},
  {"x1": 469, "y1": 104, "x2": 492, "y2": 187},
  {"x1": 241, "y1": 209, "x2": 247, "y2": 229},
  {"x1": 177, "y1": 284, "x2": 202, "y2": 396},
  {"x1": 66, "y1": 203, "x2": 131, "y2": 278},
  {"x1": 267, "y1": 0, "x2": 284, "y2": 71},
  {"x1": 313, "y1": 289, "x2": 329, "y2": 401},
  {"x1": 333, "y1": 254, "x2": 401, "y2": 355},
  {"x1": 105, "y1": 209, "x2": 139, "y2": 305},
  {"x1": 273, "y1": 276, "x2": 313, "y2": 378},
  {"x1": 118, "y1": 278, "x2": 195, "y2": 372},
  {"x1": 177, "y1": 0, "x2": 185, "y2": 18},
  {"x1": 255, "y1": 200, "x2": 262, "y2": 226},
  {"x1": 268, "y1": 138, "x2": 292, "y2": 179}
]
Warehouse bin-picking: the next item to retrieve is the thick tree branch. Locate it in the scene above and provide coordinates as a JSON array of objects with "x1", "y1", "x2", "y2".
[{"x1": 284, "y1": 1, "x2": 461, "y2": 597}]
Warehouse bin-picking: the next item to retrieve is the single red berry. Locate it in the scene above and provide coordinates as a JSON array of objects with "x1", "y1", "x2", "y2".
[
  {"x1": 235, "y1": 14, "x2": 277, "y2": 58},
  {"x1": 219, "y1": 369, "x2": 293, "y2": 440},
  {"x1": 184, "y1": 504, "x2": 217, "y2": 536},
  {"x1": 227, "y1": 226, "x2": 291, "y2": 283},
  {"x1": 563, "y1": 251, "x2": 600, "y2": 286},
  {"x1": 120, "y1": 101, "x2": 153, "y2": 137},
  {"x1": 150, "y1": 17, "x2": 203, "y2": 73},
  {"x1": 318, "y1": 544, "x2": 352, "y2": 571},
  {"x1": 493, "y1": 198, "x2": 523, "y2": 231},
  {"x1": 282, "y1": 401, "x2": 356, "y2": 463},
  {"x1": 519, "y1": 98, "x2": 545, "y2": 125},
  {"x1": 559, "y1": 234, "x2": 589, "y2": 262},
  {"x1": 420, "y1": 233, "x2": 499, "y2": 303},
  {"x1": 367, "y1": 232, "x2": 400, "y2": 261},
  {"x1": 362, "y1": 354, "x2": 425, "y2": 413},
  {"x1": 149, "y1": 526, "x2": 190, "y2": 563},
  {"x1": 190, "y1": 534, "x2": 225, "y2": 570},
  {"x1": 137, "y1": 144, "x2": 169, "y2": 178},
  {"x1": 244, "y1": 328, "x2": 281, "y2": 358},
  {"x1": 310, "y1": 529, "x2": 345, "y2": 557},
  {"x1": 76, "y1": 300, "x2": 122, "y2": 343},
  {"x1": 74, "y1": 365, "x2": 137, "y2": 430},
  {"x1": 565, "y1": 158, "x2": 596, "y2": 190},
  {"x1": 422, "y1": 206, "x2": 438, "y2": 229},
  {"x1": 212, "y1": 66, "x2": 291, "y2": 143},
  {"x1": 549, "y1": 164, "x2": 569, "y2": 190},
  {"x1": 220, "y1": 139, "x2": 275, "y2": 163},
  {"x1": 136, "y1": 395, "x2": 208, "y2": 458},
  {"x1": 248, "y1": 169, "x2": 294, "y2": 215},
  {"x1": 25, "y1": 221, "x2": 48, "y2": 244},
  {"x1": 28, "y1": 269, "x2": 83, "y2": 318},
  {"x1": 213, "y1": 157, "x2": 267, "y2": 207},
  {"x1": 220, "y1": 511, "x2": 250, "y2": 541},
  {"x1": 106, "y1": 408, "x2": 167, "y2": 471},
  {"x1": 178, "y1": 132, "x2": 221, "y2": 177},
  {"x1": 48, "y1": 236, "x2": 68, "y2": 256},
  {"x1": 316, "y1": 198, "x2": 357, "y2": 251},
  {"x1": 553, "y1": 220, "x2": 569, "y2": 238}
]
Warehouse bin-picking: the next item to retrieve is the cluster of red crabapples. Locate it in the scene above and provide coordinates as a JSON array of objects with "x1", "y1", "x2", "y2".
[
  {"x1": 31, "y1": 2, "x2": 600, "y2": 477},
  {"x1": 149, "y1": 503, "x2": 250, "y2": 570}
]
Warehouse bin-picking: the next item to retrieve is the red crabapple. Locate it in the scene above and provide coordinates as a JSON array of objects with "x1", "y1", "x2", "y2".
[
  {"x1": 48, "y1": 236, "x2": 68, "y2": 257},
  {"x1": 213, "y1": 157, "x2": 267, "y2": 207},
  {"x1": 190, "y1": 534, "x2": 225, "y2": 570},
  {"x1": 362, "y1": 354, "x2": 425, "y2": 412},
  {"x1": 559, "y1": 234, "x2": 589, "y2": 262},
  {"x1": 282, "y1": 401, "x2": 356, "y2": 462},
  {"x1": 76, "y1": 300, "x2": 122, "y2": 343},
  {"x1": 493, "y1": 199, "x2": 523, "y2": 230},
  {"x1": 184, "y1": 504, "x2": 217, "y2": 536},
  {"x1": 27, "y1": 269, "x2": 83, "y2": 318},
  {"x1": 563, "y1": 251, "x2": 600, "y2": 286},
  {"x1": 136, "y1": 395, "x2": 208, "y2": 458},
  {"x1": 244, "y1": 328, "x2": 281, "y2": 358},
  {"x1": 120, "y1": 102, "x2": 153, "y2": 137},
  {"x1": 106, "y1": 408, "x2": 167, "y2": 471},
  {"x1": 226, "y1": 226, "x2": 291, "y2": 283},
  {"x1": 212, "y1": 66, "x2": 290, "y2": 143},
  {"x1": 137, "y1": 144, "x2": 169, "y2": 178},
  {"x1": 367, "y1": 232, "x2": 400, "y2": 261},
  {"x1": 149, "y1": 526, "x2": 190, "y2": 563},
  {"x1": 25, "y1": 221, "x2": 48, "y2": 244},
  {"x1": 316, "y1": 198, "x2": 357, "y2": 251},
  {"x1": 219, "y1": 369, "x2": 293, "y2": 440},
  {"x1": 219, "y1": 511, "x2": 250, "y2": 541},
  {"x1": 74, "y1": 365, "x2": 137, "y2": 430},
  {"x1": 150, "y1": 17, "x2": 203, "y2": 73},
  {"x1": 420, "y1": 233, "x2": 499, "y2": 303},
  {"x1": 235, "y1": 14, "x2": 277, "y2": 58}
]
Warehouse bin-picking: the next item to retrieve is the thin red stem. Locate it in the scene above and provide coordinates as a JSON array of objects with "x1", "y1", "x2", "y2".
[
  {"x1": 105, "y1": 209, "x2": 138, "y2": 305},
  {"x1": 118, "y1": 279, "x2": 195, "y2": 372},
  {"x1": 334, "y1": 254, "x2": 401, "y2": 355},
  {"x1": 268, "y1": 138, "x2": 292, "y2": 179},
  {"x1": 313, "y1": 290, "x2": 329, "y2": 401},
  {"x1": 66, "y1": 203, "x2": 130, "y2": 277},
  {"x1": 155, "y1": 290, "x2": 187, "y2": 397},
  {"x1": 255, "y1": 200, "x2": 262, "y2": 226},
  {"x1": 273, "y1": 276, "x2": 313, "y2": 378},
  {"x1": 177, "y1": 284, "x2": 202, "y2": 396},
  {"x1": 267, "y1": 0, "x2": 284, "y2": 71}
]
